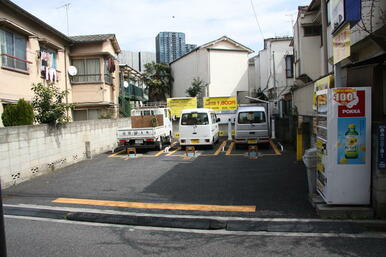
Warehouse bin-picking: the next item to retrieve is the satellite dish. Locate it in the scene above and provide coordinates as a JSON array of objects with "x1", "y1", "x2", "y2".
[
  {"x1": 123, "y1": 81, "x2": 129, "y2": 88},
  {"x1": 68, "y1": 66, "x2": 77, "y2": 76}
]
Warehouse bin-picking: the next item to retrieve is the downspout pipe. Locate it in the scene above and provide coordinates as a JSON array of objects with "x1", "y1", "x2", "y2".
[{"x1": 321, "y1": 0, "x2": 329, "y2": 75}]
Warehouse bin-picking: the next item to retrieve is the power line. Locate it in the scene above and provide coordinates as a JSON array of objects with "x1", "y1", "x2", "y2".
[{"x1": 250, "y1": 0, "x2": 264, "y2": 41}]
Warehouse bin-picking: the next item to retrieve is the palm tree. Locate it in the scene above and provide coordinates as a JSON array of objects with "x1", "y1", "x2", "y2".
[{"x1": 142, "y1": 62, "x2": 174, "y2": 103}]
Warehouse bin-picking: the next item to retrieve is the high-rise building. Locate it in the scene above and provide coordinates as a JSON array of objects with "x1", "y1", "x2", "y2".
[
  {"x1": 185, "y1": 44, "x2": 197, "y2": 54},
  {"x1": 156, "y1": 32, "x2": 186, "y2": 63},
  {"x1": 118, "y1": 50, "x2": 156, "y2": 72}
]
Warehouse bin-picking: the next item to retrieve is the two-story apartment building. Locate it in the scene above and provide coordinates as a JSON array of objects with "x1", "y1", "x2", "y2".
[
  {"x1": 0, "y1": 0, "x2": 121, "y2": 125},
  {"x1": 0, "y1": 0, "x2": 71, "y2": 126},
  {"x1": 69, "y1": 34, "x2": 121, "y2": 121}
]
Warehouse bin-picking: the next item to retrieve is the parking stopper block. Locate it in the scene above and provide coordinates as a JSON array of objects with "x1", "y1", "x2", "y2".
[
  {"x1": 127, "y1": 147, "x2": 137, "y2": 158},
  {"x1": 185, "y1": 146, "x2": 195, "y2": 157},
  {"x1": 248, "y1": 145, "x2": 258, "y2": 159}
]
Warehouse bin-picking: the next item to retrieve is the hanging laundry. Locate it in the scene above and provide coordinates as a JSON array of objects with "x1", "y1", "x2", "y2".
[{"x1": 108, "y1": 57, "x2": 115, "y2": 73}]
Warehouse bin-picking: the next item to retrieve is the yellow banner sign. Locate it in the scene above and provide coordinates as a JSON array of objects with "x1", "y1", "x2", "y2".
[
  {"x1": 203, "y1": 97, "x2": 237, "y2": 111},
  {"x1": 333, "y1": 23, "x2": 351, "y2": 64},
  {"x1": 313, "y1": 75, "x2": 335, "y2": 110},
  {"x1": 167, "y1": 97, "x2": 197, "y2": 118}
]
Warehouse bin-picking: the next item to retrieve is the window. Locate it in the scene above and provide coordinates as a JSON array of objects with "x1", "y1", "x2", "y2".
[
  {"x1": 71, "y1": 58, "x2": 101, "y2": 83},
  {"x1": 238, "y1": 111, "x2": 266, "y2": 124},
  {"x1": 303, "y1": 25, "x2": 321, "y2": 37},
  {"x1": 104, "y1": 58, "x2": 113, "y2": 85},
  {"x1": 0, "y1": 28, "x2": 28, "y2": 71},
  {"x1": 181, "y1": 112, "x2": 209, "y2": 125},
  {"x1": 285, "y1": 55, "x2": 294, "y2": 78}
]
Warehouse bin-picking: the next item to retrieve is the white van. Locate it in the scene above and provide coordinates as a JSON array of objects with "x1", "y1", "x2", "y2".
[
  {"x1": 179, "y1": 108, "x2": 219, "y2": 147},
  {"x1": 235, "y1": 105, "x2": 270, "y2": 145}
]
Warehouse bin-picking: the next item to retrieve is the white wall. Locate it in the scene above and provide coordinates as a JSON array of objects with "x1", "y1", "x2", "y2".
[
  {"x1": 171, "y1": 39, "x2": 251, "y2": 98},
  {"x1": 253, "y1": 56, "x2": 260, "y2": 91},
  {"x1": 171, "y1": 49, "x2": 209, "y2": 97},
  {"x1": 293, "y1": 12, "x2": 322, "y2": 81},
  {"x1": 259, "y1": 49, "x2": 270, "y2": 91},
  {"x1": 0, "y1": 118, "x2": 131, "y2": 189},
  {"x1": 209, "y1": 50, "x2": 249, "y2": 97},
  {"x1": 248, "y1": 59, "x2": 257, "y2": 95},
  {"x1": 293, "y1": 84, "x2": 314, "y2": 116}
]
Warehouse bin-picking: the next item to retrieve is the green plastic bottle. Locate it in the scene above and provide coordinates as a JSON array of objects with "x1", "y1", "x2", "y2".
[{"x1": 344, "y1": 124, "x2": 359, "y2": 159}]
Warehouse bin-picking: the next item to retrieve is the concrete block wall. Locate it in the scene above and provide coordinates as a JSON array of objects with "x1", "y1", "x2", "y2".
[{"x1": 0, "y1": 118, "x2": 131, "y2": 189}]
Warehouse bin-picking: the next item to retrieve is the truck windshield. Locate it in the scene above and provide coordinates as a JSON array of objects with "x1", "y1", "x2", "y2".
[
  {"x1": 238, "y1": 111, "x2": 266, "y2": 124},
  {"x1": 181, "y1": 112, "x2": 209, "y2": 125}
]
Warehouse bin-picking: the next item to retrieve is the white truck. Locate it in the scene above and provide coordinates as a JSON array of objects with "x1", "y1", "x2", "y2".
[{"x1": 117, "y1": 107, "x2": 173, "y2": 150}]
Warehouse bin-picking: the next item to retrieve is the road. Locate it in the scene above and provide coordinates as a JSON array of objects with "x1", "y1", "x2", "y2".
[
  {"x1": 3, "y1": 139, "x2": 386, "y2": 256},
  {"x1": 5, "y1": 215, "x2": 386, "y2": 257}
]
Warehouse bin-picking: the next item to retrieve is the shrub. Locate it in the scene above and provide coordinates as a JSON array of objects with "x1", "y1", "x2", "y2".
[
  {"x1": 31, "y1": 83, "x2": 72, "y2": 125},
  {"x1": 1, "y1": 99, "x2": 34, "y2": 126}
]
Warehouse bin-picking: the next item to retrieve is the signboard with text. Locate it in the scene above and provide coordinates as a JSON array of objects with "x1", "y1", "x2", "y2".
[
  {"x1": 167, "y1": 97, "x2": 197, "y2": 118},
  {"x1": 203, "y1": 97, "x2": 237, "y2": 111},
  {"x1": 332, "y1": 23, "x2": 351, "y2": 64}
]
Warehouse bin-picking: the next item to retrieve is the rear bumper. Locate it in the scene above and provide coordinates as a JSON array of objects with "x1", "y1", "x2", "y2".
[
  {"x1": 234, "y1": 137, "x2": 270, "y2": 144},
  {"x1": 118, "y1": 139, "x2": 158, "y2": 149},
  {"x1": 179, "y1": 138, "x2": 213, "y2": 146}
]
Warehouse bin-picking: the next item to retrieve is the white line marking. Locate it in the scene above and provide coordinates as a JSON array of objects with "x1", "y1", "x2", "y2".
[
  {"x1": 5, "y1": 215, "x2": 386, "y2": 239},
  {"x1": 4, "y1": 204, "x2": 386, "y2": 224}
]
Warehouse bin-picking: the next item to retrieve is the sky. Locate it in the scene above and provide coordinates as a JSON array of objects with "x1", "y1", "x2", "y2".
[{"x1": 12, "y1": 0, "x2": 310, "y2": 54}]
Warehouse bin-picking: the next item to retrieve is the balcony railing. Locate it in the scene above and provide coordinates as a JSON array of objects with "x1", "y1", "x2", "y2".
[
  {"x1": 1, "y1": 54, "x2": 31, "y2": 72},
  {"x1": 123, "y1": 84, "x2": 144, "y2": 101},
  {"x1": 70, "y1": 74, "x2": 102, "y2": 84},
  {"x1": 104, "y1": 74, "x2": 113, "y2": 85}
]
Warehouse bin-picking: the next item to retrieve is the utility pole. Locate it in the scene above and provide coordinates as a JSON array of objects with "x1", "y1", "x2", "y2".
[
  {"x1": 0, "y1": 179, "x2": 7, "y2": 257},
  {"x1": 272, "y1": 51, "x2": 277, "y2": 139}
]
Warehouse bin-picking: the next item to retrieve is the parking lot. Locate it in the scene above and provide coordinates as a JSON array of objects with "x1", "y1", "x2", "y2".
[
  {"x1": 109, "y1": 138, "x2": 282, "y2": 160},
  {"x1": 4, "y1": 138, "x2": 316, "y2": 218}
]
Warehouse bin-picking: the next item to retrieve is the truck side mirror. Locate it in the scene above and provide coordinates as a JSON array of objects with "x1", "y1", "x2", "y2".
[{"x1": 216, "y1": 118, "x2": 221, "y2": 122}]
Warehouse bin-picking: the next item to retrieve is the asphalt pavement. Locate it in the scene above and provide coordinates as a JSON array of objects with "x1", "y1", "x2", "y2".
[
  {"x1": 5, "y1": 216, "x2": 386, "y2": 257},
  {"x1": 3, "y1": 139, "x2": 316, "y2": 218}
]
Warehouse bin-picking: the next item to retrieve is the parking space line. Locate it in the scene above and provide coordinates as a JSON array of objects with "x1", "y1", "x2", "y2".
[
  {"x1": 52, "y1": 198, "x2": 256, "y2": 213},
  {"x1": 269, "y1": 139, "x2": 282, "y2": 155},
  {"x1": 108, "y1": 149, "x2": 126, "y2": 158},
  {"x1": 166, "y1": 147, "x2": 181, "y2": 156},
  {"x1": 225, "y1": 141, "x2": 235, "y2": 156},
  {"x1": 201, "y1": 140, "x2": 227, "y2": 157}
]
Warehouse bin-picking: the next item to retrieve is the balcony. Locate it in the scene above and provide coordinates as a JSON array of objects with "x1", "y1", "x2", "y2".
[
  {"x1": 1, "y1": 54, "x2": 31, "y2": 73},
  {"x1": 70, "y1": 73, "x2": 113, "y2": 84},
  {"x1": 122, "y1": 84, "x2": 145, "y2": 101}
]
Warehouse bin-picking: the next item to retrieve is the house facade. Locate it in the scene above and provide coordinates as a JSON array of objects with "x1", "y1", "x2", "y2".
[
  {"x1": 69, "y1": 34, "x2": 121, "y2": 121},
  {"x1": 170, "y1": 36, "x2": 253, "y2": 102},
  {"x1": 252, "y1": 37, "x2": 294, "y2": 100},
  {"x1": 0, "y1": 0, "x2": 71, "y2": 126},
  {"x1": 0, "y1": 0, "x2": 122, "y2": 125}
]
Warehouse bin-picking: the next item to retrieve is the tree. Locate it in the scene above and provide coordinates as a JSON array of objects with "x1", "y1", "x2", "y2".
[
  {"x1": 186, "y1": 77, "x2": 208, "y2": 97},
  {"x1": 353, "y1": 0, "x2": 386, "y2": 48},
  {"x1": 31, "y1": 83, "x2": 72, "y2": 125},
  {"x1": 1, "y1": 99, "x2": 34, "y2": 126},
  {"x1": 142, "y1": 62, "x2": 173, "y2": 102}
]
